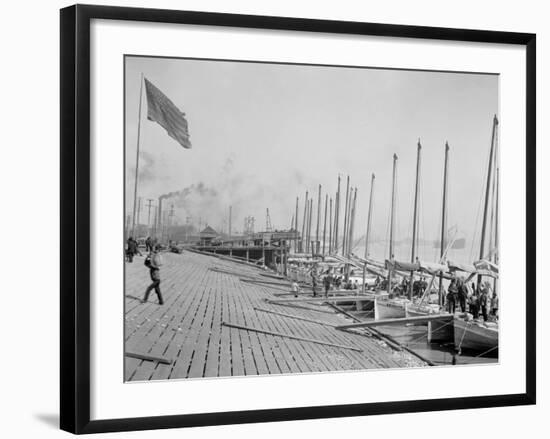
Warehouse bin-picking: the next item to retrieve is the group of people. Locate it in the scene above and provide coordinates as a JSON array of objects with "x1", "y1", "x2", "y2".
[
  {"x1": 446, "y1": 278, "x2": 498, "y2": 321},
  {"x1": 309, "y1": 267, "x2": 360, "y2": 298}
]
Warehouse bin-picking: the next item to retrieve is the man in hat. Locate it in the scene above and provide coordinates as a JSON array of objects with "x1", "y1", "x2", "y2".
[{"x1": 142, "y1": 244, "x2": 164, "y2": 305}]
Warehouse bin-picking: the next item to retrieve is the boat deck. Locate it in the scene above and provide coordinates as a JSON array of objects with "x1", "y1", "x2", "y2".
[{"x1": 124, "y1": 250, "x2": 425, "y2": 381}]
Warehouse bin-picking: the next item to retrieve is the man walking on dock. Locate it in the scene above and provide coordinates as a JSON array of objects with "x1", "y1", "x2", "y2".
[
  {"x1": 142, "y1": 244, "x2": 164, "y2": 305},
  {"x1": 323, "y1": 271, "x2": 333, "y2": 298}
]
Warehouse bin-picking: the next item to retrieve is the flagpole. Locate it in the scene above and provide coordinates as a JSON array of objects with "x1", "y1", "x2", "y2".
[{"x1": 131, "y1": 73, "x2": 145, "y2": 238}]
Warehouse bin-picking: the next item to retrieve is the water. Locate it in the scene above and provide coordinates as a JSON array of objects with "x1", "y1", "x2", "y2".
[{"x1": 373, "y1": 324, "x2": 498, "y2": 366}]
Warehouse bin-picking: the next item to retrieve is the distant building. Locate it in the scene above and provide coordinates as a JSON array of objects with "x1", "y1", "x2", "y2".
[{"x1": 199, "y1": 226, "x2": 218, "y2": 245}]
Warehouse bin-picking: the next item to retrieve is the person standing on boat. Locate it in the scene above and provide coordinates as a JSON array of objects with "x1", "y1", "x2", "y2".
[
  {"x1": 142, "y1": 244, "x2": 164, "y2": 305},
  {"x1": 469, "y1": 290, "x2": 480, "y2": 319},
  {"x1": 447, "y1": 278, "x2": 458, "y2": 313},
  {"x1": 490, "y1": 291, "x2": 499, "y2": 318},
  {"x1": 310, "y1": 267, "x2": 319, "y2": 297},
  {"x1": 457, "y1": 278, "x2": 468, "y2": 312},
  {"x1": 479, "y1": 282, "x2": 491, "y2": 321}
]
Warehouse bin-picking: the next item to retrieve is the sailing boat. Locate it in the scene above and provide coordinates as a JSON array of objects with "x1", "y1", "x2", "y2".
[{"x1": 453, "y1": 115, "x2": 499, "y2": 357}]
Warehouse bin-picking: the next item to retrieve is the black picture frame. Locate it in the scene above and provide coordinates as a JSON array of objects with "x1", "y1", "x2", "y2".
[{"x1": 60, "y1": 4, "x2": 536, "y2": 434}]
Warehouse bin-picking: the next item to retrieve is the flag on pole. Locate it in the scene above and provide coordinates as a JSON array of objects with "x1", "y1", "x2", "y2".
[{"x1": 144, "y1": 78, "x2": 192, "y2": 149}]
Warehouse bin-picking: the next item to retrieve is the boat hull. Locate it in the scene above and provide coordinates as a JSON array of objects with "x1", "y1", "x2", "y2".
[
  {"x1": 454, "y1": 318, "x2": 498, "y2": 356},
  {"x1": 375, "y1": 299, "x2": 408, "y2": 320}
]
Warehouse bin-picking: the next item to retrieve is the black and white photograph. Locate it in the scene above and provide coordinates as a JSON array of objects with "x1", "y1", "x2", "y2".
[{"x1": 124, "y1": 55, "x2": 500, "y2": 381}]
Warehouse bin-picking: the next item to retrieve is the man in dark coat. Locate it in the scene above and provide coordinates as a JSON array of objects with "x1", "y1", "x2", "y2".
[
  {"x1": 142, "y1": 245, "x2": 164, "y2": 305},
  {"x1": 126, "y1": 237, "x2": 138, "y2": 262},
  {"x1": 323, "y1": 272, "x2": 333, "y2": 298}
]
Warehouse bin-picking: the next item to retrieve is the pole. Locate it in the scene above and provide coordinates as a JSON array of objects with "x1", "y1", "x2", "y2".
[
  {"x1": 365, "y1": 173, "x2": 375, "y2": 259},
  {"x1": 136, "y1": 197, "x2": 142, "y2": 236},
  {"x1": 439, "y1": 142, "x2": 450, "y2": 305},
  {"x1": 478, "y1": 115, "x2": 498, "y2": 288},
  {"x1": 307, "y1": 199, "x2": 313, "y2": 254},
  {"x1": 342, "y1": 176, "x2": 350, "y2": 256},
  {"x1": 409, "y1": 141, "x2": 422, "y2": 299},
  {"x1": 388, "y1": 153, "x2": 398, "y2": 296},
  {"x1": 294, "y1": 196, "x2": 299, "y2": 252},
  {"x1": 301, "y1": 191, "x2": 308, "y2": 253},
  {"x1": 328, "y1": 198, "x2": 333, "y2": 254},
  {"x1": 494, "y1": 167, "x2": 499, "y2": 293},
  {"x1": 131, "y1": 73, "x2": 145, "y2": 237},
  {"x1": 346, "y1": 188, "x2": 357, "y2": 282},
  {"x1": 316, "y1": 184, "x2": 321, "y2": 245},
  {"x1": 322, "y1": 193, "x2": 328, "y2": 255},
  {"x1": 334, "y1": 176, "x2": 341, "y2": 253}
]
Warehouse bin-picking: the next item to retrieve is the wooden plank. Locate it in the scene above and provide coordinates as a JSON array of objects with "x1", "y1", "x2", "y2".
[
  {"x1": 259, "y1": 302, "x2": 325, "y2": 373},
  {"x1": 222, "y1": 321, "x2": 362, "y2": 352},
  {"x1": 227, "y1": 282, "x2": 256, "y2": 376},
  {"x1": 240, "y1": 282, "x2": 301, "y2": 374},
  {"x1": 236, "y1": 283, "x2": 280, "y2": 375},
  {"x1": 337, "y1": 314, "x2": 453, "y2": 329},
  {"x1": 188, "y1": 287, "x2": 218, "y2": 378},
  {"x1": 126, "y1": 351, "x2": 172, "y2": 365}
]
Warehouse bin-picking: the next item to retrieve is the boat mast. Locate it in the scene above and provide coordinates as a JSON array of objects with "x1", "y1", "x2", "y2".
[
  {"x1": 387, "y1": 153, "x2": 398, "y2": 295},
  {"x1": 478, "y1": 115, "x2": 499, "y2": 287},
  {"x1": 334, "y1": 176, "x2": 341, "y2": 254},
  {"x1": 316, "y1": 184, "x2": 322, "y2": 248},
  {"x1": 322, "y1": 193, "x2": 328, "y2": 255},
  {"x1": 342, "y1": 176, "x2": 350, "y2": 256},
  {"x1": 364, "y1": 173, "x2": 375, "y2": 259},
  {"x1": 328, "y1": 198, "x2": 333, "y2": 254},
  {"x1": 300, "y1": 190, "x2": 308, "y2": 253},
  {"x1": 294, "y1": 197, "x2": 299, "y2": 253},
  {"x1": 439, "y1": 141, "x2": 450, "y2": 305},
  {"x1": 348, "y1": 188, "x2": 358, "y2": 257},
  {"x1": 494, "y1": 167, "x2": 499, "y2": 293},
  {"x1": 409, "y1": 140, "x2": 422, "y2": 299}
]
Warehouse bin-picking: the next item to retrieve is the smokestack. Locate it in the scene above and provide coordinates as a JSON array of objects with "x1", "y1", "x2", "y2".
[
  {"x1": 229, "y1": 205, "x2": 232, "y2": 239},
  {"x1": 157, "y1": 197, "x2": 163, "y2": 238}
]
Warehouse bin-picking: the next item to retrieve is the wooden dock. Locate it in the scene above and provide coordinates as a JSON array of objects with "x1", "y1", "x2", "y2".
[{"x1": 124, "y1": 251, "x2": 426, "y2": 381}]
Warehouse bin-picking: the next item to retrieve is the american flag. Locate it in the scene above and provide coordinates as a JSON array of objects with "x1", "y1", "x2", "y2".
[{"x1": 144, "y1": 78, "x2": 192, "y2": 149}]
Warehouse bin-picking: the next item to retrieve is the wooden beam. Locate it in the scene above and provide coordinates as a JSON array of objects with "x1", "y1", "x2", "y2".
[
  {"x1": 125, "y1": 351, "x2": 173, "y2": 365},
  {"x1": 222, "y1": 321, "x2": 362, "y2": 351},
  {"x1": 336, "y1": 313, "x2": 453, "y2": 329},
  {"x1": 254, "y1": 307, "x2": 338, "y2": 327},
  {"x1": 267, "y1": 295, "x2": 375, "y2": 304},
  {"x1": 272, "y1": 289, "x2": 367, "y2": 297},
  {"x1": 240, "y1": 278, "x2": 289, "y2": 287},
  {"x1": 269, "y1": 302, "x2": 336, "y2": 314}
]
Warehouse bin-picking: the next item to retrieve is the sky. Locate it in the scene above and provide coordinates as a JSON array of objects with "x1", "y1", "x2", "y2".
[{"x1": 125, "y1": 56, "x2": 498, "y2": 263}]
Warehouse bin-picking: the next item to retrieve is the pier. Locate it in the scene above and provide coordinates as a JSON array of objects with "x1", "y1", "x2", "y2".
[{"x1": 124, "y1": 250, "x2": 426, "y2": 381}]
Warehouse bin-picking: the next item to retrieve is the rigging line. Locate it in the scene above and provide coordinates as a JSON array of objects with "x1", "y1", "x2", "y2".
[{"x1": 474, "y1": 344, "x2": 499, "y2": 358}]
